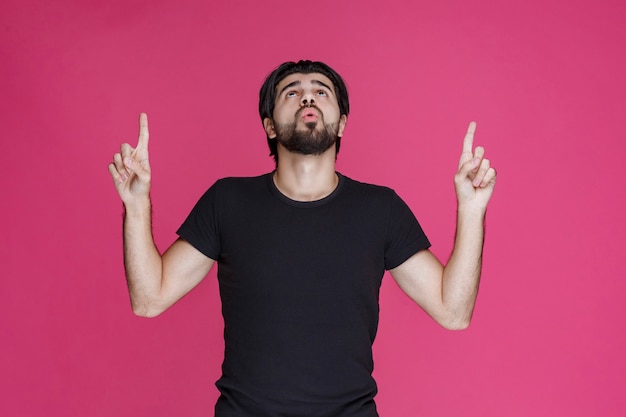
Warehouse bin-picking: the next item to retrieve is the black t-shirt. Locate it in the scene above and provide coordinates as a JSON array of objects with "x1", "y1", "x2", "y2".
[{"x1": 177, "y1": 172, "x2": 430, "y2": 417}]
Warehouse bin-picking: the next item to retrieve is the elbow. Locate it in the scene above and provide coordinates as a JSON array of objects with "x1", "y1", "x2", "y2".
[
  {"x1": 441, "y1": 318, "x2": 471, "y2": 331},
  {"x1": 437, "y1": 311, "x2": 472, "y2": 331},
  {"x1": 132, "y1": 307, "x2": 162, "y2": 318},
  {"x1": 131, "y1": 300, "x2": 166, "y2": 318}
]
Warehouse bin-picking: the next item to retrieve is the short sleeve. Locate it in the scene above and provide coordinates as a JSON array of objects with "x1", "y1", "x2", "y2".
[
  {"x1": 384, "y1": 192, "x2": 431, "y2": 270},
  {"x1": 176, "y1": 182, "x2": 221, "y2": 261}
]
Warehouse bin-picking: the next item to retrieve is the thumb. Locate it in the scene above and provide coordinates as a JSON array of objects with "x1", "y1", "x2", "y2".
[
  {"x1": 124, "y1": 156, "x2": 151, "y2": 183},
  {"x1": 458, "y1": 156, "x2": 480, "y2": 178}
]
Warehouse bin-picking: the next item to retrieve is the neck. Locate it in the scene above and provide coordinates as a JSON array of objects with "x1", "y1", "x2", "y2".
[{"x1": 274, "y1": 147, "x2": 338, "y2": 201}]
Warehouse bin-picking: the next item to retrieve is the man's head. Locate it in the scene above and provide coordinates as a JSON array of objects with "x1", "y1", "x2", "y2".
[{"x1": 259, "y1": 60, "x2": 350, "y2": 165}]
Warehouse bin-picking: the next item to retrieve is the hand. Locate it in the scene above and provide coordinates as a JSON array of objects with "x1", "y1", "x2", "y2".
[
  {"x1": 454, "y1": 122, "x2": 497, "y2": 211},
  {"x1": 108, "y1": 113, "x2": 151, "y2": 205}
]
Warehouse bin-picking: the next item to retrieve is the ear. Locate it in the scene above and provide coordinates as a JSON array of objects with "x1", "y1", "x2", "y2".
[
  {"x1": 263, "y1": 118, "x2": 277, "y2": 139},
  {"x1": 337, "y1": 115, "x2": 348, "y2": 138}
]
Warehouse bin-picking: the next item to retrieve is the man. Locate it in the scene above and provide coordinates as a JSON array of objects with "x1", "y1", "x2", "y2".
[{"x1": 108, "y1": 60, "x2": 496, "y2": 417}]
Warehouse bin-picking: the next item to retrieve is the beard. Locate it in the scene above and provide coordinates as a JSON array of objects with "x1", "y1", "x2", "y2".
[{"x1": 273, "y1": 111, "x2": 340, "y2": 156}]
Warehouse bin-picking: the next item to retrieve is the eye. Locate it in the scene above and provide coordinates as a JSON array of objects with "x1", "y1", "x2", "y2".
[
  {"x1": 316, "y1": 90, "x2": 328, "y2": 97},
  {"x1": 286, "y1": 91, "x2": 298, "y2": 98}
]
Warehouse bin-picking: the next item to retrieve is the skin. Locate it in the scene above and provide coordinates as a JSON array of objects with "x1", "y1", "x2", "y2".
[
  {"x1": 108, "y1": 72, "x2": 497, "y2": 328},
  {"x1": 108, "y1": 114, "x2": 214, "y2": 317},
  {"x1": 391, "y1": 122, "x2": 496, "y2": 329},
  {"x1": 264, "y1": 73, "x2": 347, "y2": 201}
]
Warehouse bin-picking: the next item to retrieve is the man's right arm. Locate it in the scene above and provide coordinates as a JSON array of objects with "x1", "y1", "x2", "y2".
[
  {"x1": 123, "y1": 198, "x2": 214, "y2": 317},
  {"x1": 109, "y1": 114, "x2": 214, "y2": 317}
]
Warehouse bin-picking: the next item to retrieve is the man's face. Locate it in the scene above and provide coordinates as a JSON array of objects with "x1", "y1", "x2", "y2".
[{"x1": 264, "y1": 72, "x2": 347, "y2": 156}]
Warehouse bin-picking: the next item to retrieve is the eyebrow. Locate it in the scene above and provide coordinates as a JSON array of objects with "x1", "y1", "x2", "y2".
[{"x1": 278, "y1": 79, "x2": 333, "y2": 96}]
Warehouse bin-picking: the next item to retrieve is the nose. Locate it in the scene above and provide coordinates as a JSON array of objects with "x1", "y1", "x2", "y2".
[{"x1": 301, "y1": 94, "x2": 315, "y2": 107}]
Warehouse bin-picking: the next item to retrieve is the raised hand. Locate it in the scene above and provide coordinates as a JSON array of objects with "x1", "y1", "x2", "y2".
[
  {"x1": 454, "y1": 122, "x2": 497, "y2": 211},
  {"x1": 108, "y1": 113, "x2": 152, "y2": 205}
]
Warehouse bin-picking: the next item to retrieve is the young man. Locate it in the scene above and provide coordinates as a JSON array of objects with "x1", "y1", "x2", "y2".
[{"x1": 108, "y1": 60, "x2": 496, "y2": 417}]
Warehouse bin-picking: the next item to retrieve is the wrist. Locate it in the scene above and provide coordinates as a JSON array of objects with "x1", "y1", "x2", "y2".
[
  {"x1": 456, "y1": 204, "x2": 486, "y2": 227},
  {"x1": 457, "y1": 201, "x2": 486, "y2": 216},
  {"x1": 123, "y1": 195, "x2": 152, "y2": 217}
]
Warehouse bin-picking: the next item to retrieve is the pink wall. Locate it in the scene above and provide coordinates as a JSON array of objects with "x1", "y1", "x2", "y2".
[{"x1": 2, "y1": 0, "x2": 625, "y2": 415}]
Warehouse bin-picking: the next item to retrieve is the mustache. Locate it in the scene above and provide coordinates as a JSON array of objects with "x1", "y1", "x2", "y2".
[{"x1": 296, "y1": 105, "x2": 322, "y2": 118}]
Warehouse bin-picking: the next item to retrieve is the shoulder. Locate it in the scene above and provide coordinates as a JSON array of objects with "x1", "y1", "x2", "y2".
[
  {"x1": 213, "y1": 173, "x2": 270, "y2": 189},
  {"x1": 193, "y1": 173, "x2": 271, "y2": 208},
  {"x1": 205, "y1": 173, "x2": 271, "y2": 196},
  {"x1": 339, "y1": 174, "x2": 419, "y2": 223},
  {"x1": 339, "y1": 173, "x2": 397, "y2": 200}
]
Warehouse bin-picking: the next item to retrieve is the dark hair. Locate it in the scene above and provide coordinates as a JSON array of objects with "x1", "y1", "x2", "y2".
[{"x1": 259, "y1": 60, "x2": 350, "y2": 164}]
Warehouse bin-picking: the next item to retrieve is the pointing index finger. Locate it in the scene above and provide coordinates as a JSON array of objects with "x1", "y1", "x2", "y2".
[
  {"x1": 462, "y1": 121, "x2": 477, "y2": 155},
  {"x1": 137, "y1": 112, "x2": 149, "y2": 150}
]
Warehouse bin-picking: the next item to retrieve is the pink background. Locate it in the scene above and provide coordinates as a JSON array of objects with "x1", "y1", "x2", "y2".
[{"x1": 1, "y1": 0, "x2": 625, "y2": 415}]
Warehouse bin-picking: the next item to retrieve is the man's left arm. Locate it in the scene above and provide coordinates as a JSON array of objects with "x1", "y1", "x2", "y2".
[{"x1": 390, "y1": 122, "x2": 496, "y2": 330}]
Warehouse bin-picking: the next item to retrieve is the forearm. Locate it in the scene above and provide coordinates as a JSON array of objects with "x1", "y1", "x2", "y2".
[
  {"x1": 441, "y1": 206, "x2": 486, "y2": 328},
  {"x1": 123, "y1": 197, "x2": 164, "y2": 316},
  {"x1": 392, "y1": 122, "x2": 495, "y2": 330}
]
